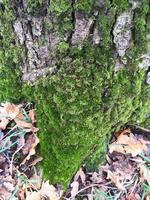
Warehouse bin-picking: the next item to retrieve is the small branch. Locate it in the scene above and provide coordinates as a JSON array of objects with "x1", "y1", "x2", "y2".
[
  {"x1": 10, "y1": 145, "x2": 23, "y2": 175},
  {"x1": 64, "y1": 184, "x2": 99, "y2": 200},
  {"x1": 129, "y1": 124, "x2": 150, "y2": 133}
]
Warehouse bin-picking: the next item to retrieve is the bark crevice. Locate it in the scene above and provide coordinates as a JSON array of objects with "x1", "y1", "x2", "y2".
[{"x1": 12, "y1": 0, "x2": 57, "y2": 82}]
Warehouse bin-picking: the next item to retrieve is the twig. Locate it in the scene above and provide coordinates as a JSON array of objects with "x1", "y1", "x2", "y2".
[
  {"x1": 0, "y1": 125, "x2": 17, "y2": 141},
  {"x1": 130, "y1": 158, "x2": 145, "y2": 164},
  {"x1": 28, "y1": 157, "x2": 43, "y2": 167},
  {"x1": 64, "y1": 184, "x2": 99, "y2": 200},
  {"x1": 130, "y1": 125, "x2": 150, "y2": 133},
  {"x1": 131, "y1": 177, "x2": 138, "y2": 193},
  {"x1": 10, "y1": 145, "x2": 23, "y2": 174}
]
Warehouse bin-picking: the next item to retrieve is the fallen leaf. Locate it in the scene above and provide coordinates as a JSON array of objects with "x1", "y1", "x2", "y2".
[
  {"x1": 106, "y1": 170, "x2": 126, "y2": 191},
  {"x1": 0, "y1": 176, "x2": 16, "y2": 199},
  {"x1": 109, "y1": 131, "x2": 149, "y2": 156},
  {"x1": 15, "y1": 119, "x2": 39, "y2": 133},
  {"x1": 22, "y1": 134, "x2": 36, "y2": 155},
  {"x1": 40, "y1": 181, "x2": 62, "y2": 200},
  {"x1": 90, "y1": 172, "x2": 103, "y2": 184},
  {"x1": 28, "y1": 157, "x2": 43, "y2": 167},
  {"x1": 146, "y1": 195, "x2": 150, "y2": 200},
  {"x1": 3, "y1": 181, "x2": 15, "y2": 192},
  {"x1": 139, "y1": 164, "x2": 150, "y2": 186},
  {"x1": 126, "y1": 193, "x2": 141, "y2": 200},
  {"x1": 21, "y1": 134, "x2": 39, "y2": 165},
  {"x1": 70, "y1": 181, "x2": 79, "y2": 199},
  {"x1": 0, "y1": 102, "x2": 22, "y2": 120},
  {"x1": 114, "y1": 128, "x2": 131, "y2": 138},
  {"x1": 74, "y1": 168, "x2": 86, "y2": 184},
  {"x1": 26, "y1": 191, "x2": 41, "y2": 200},
  {"x1": 87, "y1": 194, "x2": 94, "y2": 200},
  {"x1": 0, "y1": 186, "x2": 12, "y2": 199},
  {"x1": 109, "y1": 143, "x2": 125, "y2": 154},
  {"x1": 29, "y1": 109, "x2": 36, "y2": 123},
  {"x1": 30, "y1": 173, "x2": 42, "y2": 190},
  {"x1": 0, "y1": 118, "x2": 9, "y2": 130}
]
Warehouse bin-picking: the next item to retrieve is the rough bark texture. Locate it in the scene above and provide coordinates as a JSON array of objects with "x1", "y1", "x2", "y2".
[{"x1": 0, "y1": 0, "x2": 150, "y2": 188}]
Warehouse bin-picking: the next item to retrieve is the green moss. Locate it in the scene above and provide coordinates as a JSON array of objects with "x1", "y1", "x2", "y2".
[
  {"x1": 50, "y1": 0, "x2": 71, "y2": 15},
  {"x1": 74, "y1": 0, "x2": 94, "y2": 13},
  {"x1": 133, "y1": 0, "x2": 149, "y2": 54},
  {"x1": 48, "y1": 0, "x2": 73, "y2": 41},
  {"x1": 0, "y1": 0, "x2": 150, "y2": 189},
  {"x1": 57, "y1": 41, "x2": 69, "y2": 53},
  {"x1": 26, "y1": 0, "x2": 43, "y2": 12},
  {"x1": 0, "y1": 1, "x2": 24, "y2": 102},
  {"x1": 98, "y1": 11, "x2": 115, "y2": 48},
  {"x1": 112, "y1": 0, "x2": 129, "y2": 12},
  {"x1": 24, "y1": 46, "x2": 149, "y2": 188},
  {"x1": 146, "y1": 10, "x2": 150, "y2": 51}
]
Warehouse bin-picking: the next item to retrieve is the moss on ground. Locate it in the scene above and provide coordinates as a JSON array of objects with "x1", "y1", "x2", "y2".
[{"x1": 0, "y1": 0, "x2": 150, "y2": 188}]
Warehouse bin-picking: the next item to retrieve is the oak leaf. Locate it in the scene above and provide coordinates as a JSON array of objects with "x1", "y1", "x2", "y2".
[
  {"x1": 109, "y1": 131, "x2": 149, "y2": 156},
  {"x1": 21, "y1": 134, "x2": 39, "y2": 165}
]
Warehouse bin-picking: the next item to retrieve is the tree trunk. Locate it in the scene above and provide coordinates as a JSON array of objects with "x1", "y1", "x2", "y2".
[{"x1": 0, "y1": 0, "x2": 150, "y2": 187}]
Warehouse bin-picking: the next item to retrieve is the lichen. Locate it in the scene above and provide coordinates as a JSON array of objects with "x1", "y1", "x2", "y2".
[{"x1": 113, "y1": 11, "x2": 133, "y2": 57}]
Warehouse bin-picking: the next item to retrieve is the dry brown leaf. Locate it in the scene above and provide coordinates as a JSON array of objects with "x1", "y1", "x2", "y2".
[
  {"x1": 18, "y1": 189, "x2": 26, "y2": 200},
  {"x1": 0, "y1": 177, "x2": 15, "y2": 199},
  {"x1": 29, "y1": 109, "x2": 36, "y2": 123},
  {"x1": 21, "y1": 134, "x2": 39, "y2": 165},
  {"x1": 40, "y1": 181, "x2": 62, "y2": 200},
  {"x1": 26, "y1": 191, "x2": 41, "y2": 200},
  {"x1": 139, "y1": 164, "x2": 150, "y2": 186},
  {"x1": 90, "y1": 172, "x2": 103, "y2": 184},
  {"x1": 126, "y1": 193, "x2": 141, "y2": 200},
  {"x1": 28, "y1": 157, "x2": 43, "y2": 167},
  {"x1": 146, "y1": 195, "x2": 150, "y2": 200},
  {"x1": 114, "y1": 128, "x2": 131, "y2": 138},
  {"x1": 106, "y1": 170, "x2": 126, "y2": 191},
  {"x1": 0, "y1": 103, "x2": 38, "y2": 132},
  {"x1": 74, "y1": 168, "x2": 86, "y2": 184},
  {"x1": 0, "y1": 186, "x2": 12, "y2": 199},
  {"x1": 0, "y1": 102, "x2": 22, "y2": 120},
  {"x1": 22, "y1": 134, "x2": 36, "y2": 155},
  {"x1": 70, "y1": 181, "x2": 79, "y2": 199},
  {"x1": 109, "y1": 132, "x2": 149, "y2": 156},
  {"x1": 15, "y1": 119, "x2": 39, "y2": 133},
  {"x1": 30, "y1": 174, "x2": 42, "y2": 190},
  {"x1": 109, "y1": 143, "x2": 125, "y2": 154},
  {"x1": 87, "y1": 194, "x2": 94, "y2": 200},
  {"x1": 0, "y1": 118, "x2": 9, "y2": 130}
]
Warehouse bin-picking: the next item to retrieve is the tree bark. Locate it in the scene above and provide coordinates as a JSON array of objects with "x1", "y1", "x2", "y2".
[{"x1": 0, "y1": 0, "x2": 150, "y2": 187}]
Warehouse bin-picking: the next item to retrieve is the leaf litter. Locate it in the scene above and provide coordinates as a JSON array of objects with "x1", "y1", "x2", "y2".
[
  {"x1": 1, "y1": 102, "x2": 150, "y2": 200},
  {"x1": 0, "y1": 102, "x2": 62, "y2": 200},
  {"x1": 65, "y1": 128, "x2": 150, "y2": 200}
]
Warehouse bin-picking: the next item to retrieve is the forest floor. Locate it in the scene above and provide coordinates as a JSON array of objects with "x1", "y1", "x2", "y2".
[{"x1": 0, "y1": 102, "x2": 150, "y2": 200}]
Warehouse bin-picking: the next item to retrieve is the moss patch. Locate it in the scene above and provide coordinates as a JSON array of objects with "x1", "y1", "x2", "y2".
[
  {"x1": 21, "y1": 46, "x2": 150, "y2": 188},
  {"x1": 0, "y1": 1, "x2": 24, "y2": 102},
  {"x1": 133, "y1": 0, "x2": 150, "y2": 54},
  {"x1": 0, "y1": 0, "x2": 150, "y2": 189}
]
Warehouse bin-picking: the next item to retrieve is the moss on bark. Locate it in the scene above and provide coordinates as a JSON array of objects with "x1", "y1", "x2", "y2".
[{"x1": 0, "y1": 0, "x2": 150, "y2": 188}]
